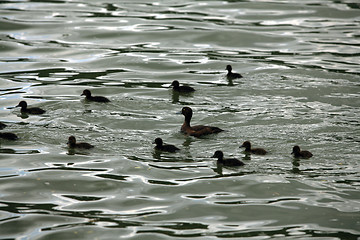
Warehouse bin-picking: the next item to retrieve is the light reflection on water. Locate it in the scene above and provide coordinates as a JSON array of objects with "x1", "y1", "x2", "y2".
[{"x1": 0, "y1": 0, "x2": 360, "y2": 239}]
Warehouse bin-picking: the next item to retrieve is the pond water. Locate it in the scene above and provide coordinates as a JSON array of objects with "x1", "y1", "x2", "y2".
[{"x1": 0, "y1": 0, "x2": 359, "y2": 239}]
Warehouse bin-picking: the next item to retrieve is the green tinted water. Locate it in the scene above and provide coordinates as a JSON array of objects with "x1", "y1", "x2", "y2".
[{"x1": 0, "y1": 0, "x2": 359, "y2": 239}]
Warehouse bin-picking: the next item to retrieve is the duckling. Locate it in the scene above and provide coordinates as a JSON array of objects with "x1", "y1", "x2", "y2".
[
  {"x1": 16, "y1": 101, "x2": 46, "y2": 114},
  {"x1": 81, "y1": 89, "x2": 110, "y2": 103},
  {"x1": 67, "y1": 136, "x2": 94, "y2": 149},
  {"x1": 212, "y1": 150, "x2": 245, "y2": 166},
  {"x1": 240, "y1": 141, "x2": 267, "y2": 155},
  {"x1": 153, "y1": 138, "x2": 180, "y2": 153},
  {"x1": 291, "y1": 145, "x2": 313, "y2": 159},
  {"x1": 226, "y1": 65, "x2": 242, "y2": 80},
  {"x1": 180, "y1": 107, "x2": 223, "y2": 137},
  {"x1": 170, "y1": 80, "x2": 195, "y2": 93}
]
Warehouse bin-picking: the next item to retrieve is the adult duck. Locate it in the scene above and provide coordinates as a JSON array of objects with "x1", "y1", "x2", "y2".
[{"x1": 180, "y1": 107, "x2": 223, "y2": 137}]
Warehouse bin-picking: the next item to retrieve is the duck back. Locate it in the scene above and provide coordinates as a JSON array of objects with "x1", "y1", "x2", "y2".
[
  {"x1": 0, "y1": 132, "x2": 18, "y2": 140},
  {"x1": 26, "y1": 107, "x2": 46, "y2": 114},
  {"x1": 89, "y1": 96, "x2": 110, "y2": 103},
  {"x1": 218, "y1": 158, "x2": 245, "y2": 167}
]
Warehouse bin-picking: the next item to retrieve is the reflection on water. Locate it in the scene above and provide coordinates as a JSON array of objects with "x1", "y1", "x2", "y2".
[{"x1": 0, "y1": 0, "x2": 360, "y2": 239}]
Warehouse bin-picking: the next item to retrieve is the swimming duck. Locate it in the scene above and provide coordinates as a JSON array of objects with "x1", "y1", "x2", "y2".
[
  {"x1": 291, "y1": 145, "x2": 313, "y2": 159},
  {"x1": 153, "y1": 137, "x2": 180, "y2": 153},
  {"x1": 0, "y1": 132, "x2": 18, "y2": 140},
  {"x1": 81, "y1": 89, "x2": 110, "y2": 103},
  {"x1": 212, "y1": 150, "x2": 245, "y2": 166},
  {"x1": 180, "y1": 107, "x2": 223, "y2": 137},
  {"x1": 0, "y1": 122, "x2": 7, "y2": 130},
  {"x1": 67, "y1": 136, "x2": 94, "y2": 149},
  {"x1": 16, "y1": 101, "x2": 46, "y2": 114},
  {"x1": 226, "y1": 65, "x2": 242, "y2": 80},
  {"x1": 240, "y1": 141, "x2": 267, "y2": 155},
  {"x1": 171, "y1": 80, "x2": 195, "y2": 93}
]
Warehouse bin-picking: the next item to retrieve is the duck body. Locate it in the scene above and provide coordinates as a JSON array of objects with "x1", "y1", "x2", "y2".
[
  {"x1": 180, "y1": 107, "x2": 223, "y2": 138},
  {"x1": 240, "y1": 141, "x2": 267, "y2": 155},
  {"x1": 81, "y1": 89, "x2": 110, "y2": 103},
  {"x1": 67, "y1": 136, "x2": 94, "y2": 149},
  {"x1": 212, "y1": 150, "x2": 245, "y2": 167},
  {"x1": 292, "y1": 145, "x2": 313, "y2": 159},
  {"x1": 226, "y1": 65, "x2": 242, "y2": 80},
  {"x1": 16, "y1": 101, "x2": 46, "y2": 114},
  {"x1": 153, "y1": 138, "x2": 180, "y2": 153},
  {"x1": 171, "y1": 80, "x2": 195, "y2": 93},
  {"x1": 0, "y1": 132, "x2": 18, "y2": 140}
]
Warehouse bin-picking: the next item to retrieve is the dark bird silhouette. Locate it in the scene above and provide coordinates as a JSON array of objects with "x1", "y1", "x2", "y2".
[
  {"x1": 81, "y1": 89, "x2": 110, "y2": 103},
  {"x1": 170, "y1": 80, "x2": 195, "y2": 93},
  {"x1": 291, "y1": 145, "x2": 313, "y2": 159},
  {"x1": 67, "y1": 136, "x2": 94, "y2": 149},
  {"x1": 0, "y1": 132, "x2": 18, "y2": 140},
  {"x1": 240, "y1": 141, "x2": 267, "y2": 155},
  {"x1": 16, "y1": 101, "x2": 46, "y2": 114},
  {"x1": 180, "y1": 107, "x2": 223, "y2": 137},
  {"x1": 226, "y1": 65, "x2": 242, "y2": 80},
  {"x1": 212, "y1": 150, "x2": 245, "y2": 167},
  {"x1": 153, "y1": 138, "x2": 180, "y2": 153}
]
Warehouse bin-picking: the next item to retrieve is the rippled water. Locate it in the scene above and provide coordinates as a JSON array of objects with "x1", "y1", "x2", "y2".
[{"x1": 1, "y1": 0, "x2": 360, "y2": 239}]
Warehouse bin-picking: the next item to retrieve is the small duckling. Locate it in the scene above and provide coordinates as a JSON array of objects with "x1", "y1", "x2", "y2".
[
  {"x1": 180, "y1": 107, "x2": 223, "y2": 137},
  {"x1": 81, "y1": 89, "x2": 110, "y2": 103},
  {"x1": 67, "y1": 136, "x2": 94, "y2": 149},
  {"x1": 0, "y1": 132, "x2": 18, "y2": 140},
  {"x1": 16, "y1": 101, "x2": 46, "y2": 114},
  {"x1": 291, "y1": 145, "x2": 313, "y2": 159},
  {"x1": 153, "y1": 138, "x2": 180, "y2": 153},
  {"x1": 226, "y1": 65, "x2": 243, "y2": 80},
  {"x1": 212, "y1": 150, "x2": 245, "y2": 167},
  {"x1": 170, "y1": 80, "x2": 195, "y2": 93},
  {"x1": 240, "y1": 141, "x2": 267, "y2": 155}
]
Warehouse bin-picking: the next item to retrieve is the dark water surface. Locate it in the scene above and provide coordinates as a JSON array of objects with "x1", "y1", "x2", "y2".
[{"x1": 0, "y1": 0, "x2": 359, "y2": 239}]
